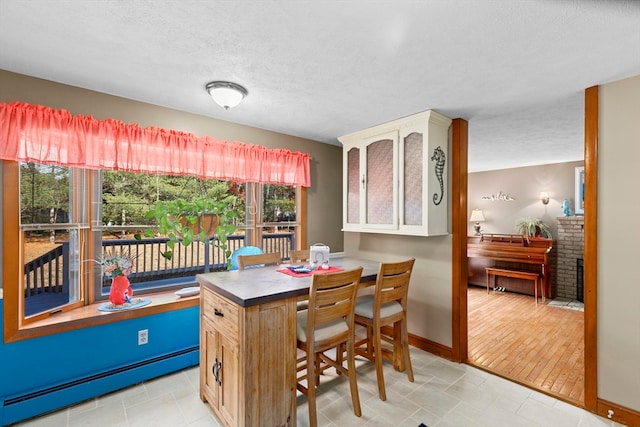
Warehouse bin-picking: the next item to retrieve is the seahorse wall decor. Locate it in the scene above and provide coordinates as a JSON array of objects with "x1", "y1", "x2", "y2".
[{"x1": 431, "y1": 146, "x2": 446, "y2": 205}]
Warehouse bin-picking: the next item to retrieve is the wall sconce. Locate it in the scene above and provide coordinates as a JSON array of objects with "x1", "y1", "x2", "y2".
[
  {"x1": 469, "y1": 209, "x2": 485, "y2": 236},
  {"x1": 206, "y1": 81, "x2": 248, "y2": 110},
  {"x1": 540, "y1": 191, "x2": 550, "y2": 205}
]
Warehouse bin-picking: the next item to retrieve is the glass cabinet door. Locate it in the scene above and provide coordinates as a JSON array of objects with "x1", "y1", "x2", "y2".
[
  {"x1": 365, "y1": 138, "x2": 394, "y2": 226},
  {"x1": 402, "y1": 131, "x2": 424, "y2": 226},
  {"x1": 346, "y1": 146, "x2": 360, "y2": 225}
]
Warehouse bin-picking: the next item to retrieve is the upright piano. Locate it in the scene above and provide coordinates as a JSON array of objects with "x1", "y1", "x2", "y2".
[{"x1": 467, "y1": 234, "x2": 553, "y2": 298}]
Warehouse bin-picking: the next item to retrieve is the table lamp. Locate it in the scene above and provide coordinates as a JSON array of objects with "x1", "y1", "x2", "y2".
[{"x1": 469, "y1": 209, "x2": 485, "y2": 236}]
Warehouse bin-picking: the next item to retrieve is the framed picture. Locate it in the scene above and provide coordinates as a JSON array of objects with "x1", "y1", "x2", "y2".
[{"x1": 575, "y1": 166, "x2": 585, "y2": 215}]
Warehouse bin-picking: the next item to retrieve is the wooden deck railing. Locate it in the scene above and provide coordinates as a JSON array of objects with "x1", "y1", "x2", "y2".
[
  {"x1": 24, "y1": 244, "x2": 66, "y2": 296},
  {"x1": 24, "y1": 232, "x2": 296, "y2": 298}
]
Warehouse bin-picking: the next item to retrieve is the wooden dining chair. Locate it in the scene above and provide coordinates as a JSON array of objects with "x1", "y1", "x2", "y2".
[
  {"x1": 289, "y1": 249, "x2": 310, "y2": 263},
  {"x1": 354, "y1": 258, "x2": 415, "y2": 401},
  {"x1": 237, "y1": 252, "x2": 281, "y2": 270},
  {"x1": 229, "y1": 245, "x2": 263, "y2": 270},
  {"x1": 296, "y1": 267, "x2": 363, "y2": 427},
  {"x1": 289, "y1": 248, "x2": 312, "y2": 310},
  {"x1": 289, "y1": 249, "x2": 313, "y2": 309}
]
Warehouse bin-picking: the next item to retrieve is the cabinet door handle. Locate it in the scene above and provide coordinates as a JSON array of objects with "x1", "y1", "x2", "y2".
[
  {"x1": 213, "y1": 308, "x2": 224, "y2": 317},
  {"x1": 212, "y1": 357, "x2": 219, "y2": 383},
  {"x1": 212, "y1": 358, "x2": 222, "y2": 386},
  {"x1": 361, "y1": 174, "x2": 366, "y2": 189}
]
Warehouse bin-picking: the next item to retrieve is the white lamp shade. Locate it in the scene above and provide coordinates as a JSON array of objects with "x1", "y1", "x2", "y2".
[
  {"x1": 540, "y1": 191, "x2": 550, "y2": 204},
  {"x1": 206, "y1": 81, "x2": 248, "y2": 110},
  {"x1": 469, "y1": 209, "x2": 485, "y2": 222}
]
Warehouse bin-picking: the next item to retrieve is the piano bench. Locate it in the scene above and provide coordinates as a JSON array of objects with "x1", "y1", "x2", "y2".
[{"x1": 485, "y1": 267, "x2": 544, "y2": 305}]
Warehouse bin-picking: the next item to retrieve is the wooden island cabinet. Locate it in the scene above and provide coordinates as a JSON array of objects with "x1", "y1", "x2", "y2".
[
  {"x1": 197, "y1": 258, "x2": 379, "y2": 427},
  {"x1": 201, "y1": 290, "x2": 241, "y2": 426},
  {"x1": 199, "y1": 284, "x2": 297, "y2": 427}
]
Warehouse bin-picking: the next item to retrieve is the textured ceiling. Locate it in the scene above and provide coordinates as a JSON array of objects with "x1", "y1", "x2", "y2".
[{"x1": 1, "y1": 0, "x2": 639, "y2": 172}]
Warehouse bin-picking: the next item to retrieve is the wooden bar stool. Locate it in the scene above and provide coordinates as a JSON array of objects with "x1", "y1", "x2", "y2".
[
  {"x1": 289, "y1": 249, "x2": 310, "y2": 263},
  {"x1": 296, "y1": 267, "x2": 363, "y2": 427},
  {"x1": 289, "y1": 248, "x2": 312, "y2": 310},
  {"x1": 354, "y1": 258, "x2": 415, "y2": 401},
  {"x1": 237, "y1": 252, "x2": 281, "y2": 270}
]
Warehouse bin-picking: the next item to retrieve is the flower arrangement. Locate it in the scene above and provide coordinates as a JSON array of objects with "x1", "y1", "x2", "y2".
[{"x1": 100, "y1": 250, "x2": 136, "y2": 278}]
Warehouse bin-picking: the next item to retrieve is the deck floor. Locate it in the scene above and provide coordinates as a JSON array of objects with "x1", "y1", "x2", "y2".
[{"x1": 25, "y1": 292, "x2": 70, "y2": 316}]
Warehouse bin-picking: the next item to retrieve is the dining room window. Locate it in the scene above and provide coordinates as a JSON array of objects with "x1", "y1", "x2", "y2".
[
  {"x1": 5, "y1": 160, "x2": 304, "y2": 324},
  {"x1": 92, "y1": 170, "x2": 248, "y2": 300},
  {"x1": 261, "y1": 184, "x2": 299, "y2": 255},
  {"x1": 18, "y1": 162, "x2": 89, "y2": 321},
  {"x1": 1, "y1": 101, "x2": 310, "y2": 336},
  {"x1": 243, "y1": 182, "x2": 301, "y2": 259}
]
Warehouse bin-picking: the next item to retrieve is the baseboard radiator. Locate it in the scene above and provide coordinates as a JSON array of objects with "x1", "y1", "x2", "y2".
[{"x1": 2, "y1": 346, "x2": 199, "y2": 426}]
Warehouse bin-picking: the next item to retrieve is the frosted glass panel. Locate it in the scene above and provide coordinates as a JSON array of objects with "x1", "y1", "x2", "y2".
[
  {"x1": 403, "y1": 132, "x2": 423, "y2": 225},
  {"x1": 366, "y1": 139, "x2": 393, "y2": 224},
  {"x1": 347, "y1": 147, "x2": 360, "y2": 223}
]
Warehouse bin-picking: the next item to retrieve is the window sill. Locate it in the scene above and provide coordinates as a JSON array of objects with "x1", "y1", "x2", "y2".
[{"x1": 8, "y1": 289, "x2": 200, "y2": 342}]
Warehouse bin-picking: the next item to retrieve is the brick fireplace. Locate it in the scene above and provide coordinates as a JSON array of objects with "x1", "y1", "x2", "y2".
[{"x1": 556, "y1": 216, "x2": 585, "y2": 300}]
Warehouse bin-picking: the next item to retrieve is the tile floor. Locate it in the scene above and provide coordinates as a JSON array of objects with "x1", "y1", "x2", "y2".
[{"x1": 12, "y1": 347, "x2": 622, "y2": 427}]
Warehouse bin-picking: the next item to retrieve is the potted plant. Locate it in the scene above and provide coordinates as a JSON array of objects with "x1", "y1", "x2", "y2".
[
  {"x1": 138, "y1": 198, "x2": 240, "y2": 270},
  {"x1": 514, "y1": 217, "x2": 552, "y2": 240}
]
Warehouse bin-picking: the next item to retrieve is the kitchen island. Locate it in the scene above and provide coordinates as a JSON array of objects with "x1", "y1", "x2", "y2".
[{"x1": 196, "y1": 257, "x2": 379, "y2": 427}]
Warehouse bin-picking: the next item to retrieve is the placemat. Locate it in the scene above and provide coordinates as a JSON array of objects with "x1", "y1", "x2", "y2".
[
  {"x1": 98, "y1": 298, "x2": 152, "y2": 312},
  {"x1": 277, "y1": 266, "x2": 344, "y2": 278}
]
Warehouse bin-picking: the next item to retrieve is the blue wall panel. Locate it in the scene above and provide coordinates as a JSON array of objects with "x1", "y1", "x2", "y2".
[{"x1": 0, "y1": 302, "x2": 200, "y2": 425}]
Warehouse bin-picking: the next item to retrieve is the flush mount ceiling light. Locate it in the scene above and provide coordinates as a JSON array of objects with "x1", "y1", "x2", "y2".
[{"x1": 206, "y1": 81, "x2": 248, "y2": 110}]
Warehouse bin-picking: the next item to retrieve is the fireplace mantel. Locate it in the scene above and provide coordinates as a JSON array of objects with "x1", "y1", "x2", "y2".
[{"x1": 556, "y1": 216, "x2": 584, "y2": 300}]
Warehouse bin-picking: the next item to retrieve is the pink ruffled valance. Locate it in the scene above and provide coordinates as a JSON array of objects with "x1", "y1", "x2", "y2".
[{"x1": 0, "y1": 102, "x2": 311, "y2": 187}]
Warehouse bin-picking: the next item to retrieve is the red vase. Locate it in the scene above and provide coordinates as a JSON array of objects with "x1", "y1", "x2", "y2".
[{"x1": 109, "y1": 275, "x2": 133, "y2": 305}]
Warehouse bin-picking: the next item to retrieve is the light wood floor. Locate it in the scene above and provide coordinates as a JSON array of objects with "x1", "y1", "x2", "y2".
[{"x1": 467, "y1": 285, "x2": 585, "y2": 406}]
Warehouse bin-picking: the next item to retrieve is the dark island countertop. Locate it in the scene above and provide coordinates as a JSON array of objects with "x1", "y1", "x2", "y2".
[{"x1": 196, "y1": 257, "x2": 380, "y2": 307}]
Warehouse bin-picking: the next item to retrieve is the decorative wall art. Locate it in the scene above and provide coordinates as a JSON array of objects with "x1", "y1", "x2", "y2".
[
  {"x1": 481, "y1": 191, "x2": 515, "y2": 201},
  {"x1": 431, "y1": 146, "x2": 446, "y2": 206},
  {"x1": 575, "y1": 166, "x2": 585, "y2": 215}
]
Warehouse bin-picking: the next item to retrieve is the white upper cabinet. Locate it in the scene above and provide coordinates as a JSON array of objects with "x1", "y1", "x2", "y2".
[{"x1": 339, "y1": 110, "x2": 451, "y2": 236}]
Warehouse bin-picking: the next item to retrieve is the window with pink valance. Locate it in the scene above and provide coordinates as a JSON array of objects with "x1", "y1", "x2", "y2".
[{"x1": 0, "y1": 101, "x2": 311, "y2": 187}]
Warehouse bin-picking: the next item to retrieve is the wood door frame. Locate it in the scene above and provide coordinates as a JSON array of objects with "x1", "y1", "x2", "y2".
[
  {"x1": 582, "y1": 85, "x2": 597, "y2": 411},
  {"x1": 451, "y1": 118, "x2": 468, "y2": 363},
  {"x1": 452, "y1": 86, "x2": 598, "y2": 412}
]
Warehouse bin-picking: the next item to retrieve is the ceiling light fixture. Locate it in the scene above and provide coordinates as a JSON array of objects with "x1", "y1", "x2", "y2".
[{"x1": 205, "y1": 81, "x2": 248, "y2": 110}]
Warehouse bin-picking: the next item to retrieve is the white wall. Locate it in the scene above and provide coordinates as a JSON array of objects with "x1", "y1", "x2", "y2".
[
  {"x1": 469, "y1": 161, "x2": 584, "y2": 239},
  {"x1": 598, "y1": 74, "x2": 640, "y2": 411},
  {"x1": 344, "y1": 232, "x2": 453, "y2": 347}
]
